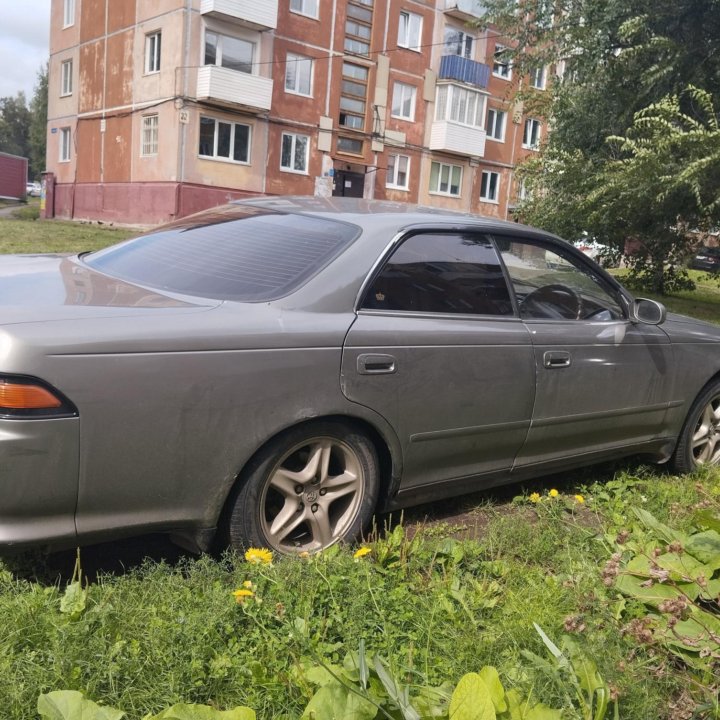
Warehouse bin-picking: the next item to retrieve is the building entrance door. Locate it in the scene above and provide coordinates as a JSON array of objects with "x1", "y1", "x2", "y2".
[{"x1": 333, "y1": 170, "x2": 365, "y2": 198}]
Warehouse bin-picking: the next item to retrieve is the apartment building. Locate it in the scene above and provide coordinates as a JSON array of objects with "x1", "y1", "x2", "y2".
[{"x1": 46, "y1": 0, "x2": 545, "y2": 224}]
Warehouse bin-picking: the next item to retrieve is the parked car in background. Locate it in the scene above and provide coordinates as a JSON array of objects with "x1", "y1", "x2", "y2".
[
  {"x1": 25, "y1": 182, "x2": 41, "y2": 197},
  {"x1": 690, "y1": 246, "x2": 720, "y2": 273},
  {"x1": 1, "y1": 197, "x2": 719, "y2": 556}
]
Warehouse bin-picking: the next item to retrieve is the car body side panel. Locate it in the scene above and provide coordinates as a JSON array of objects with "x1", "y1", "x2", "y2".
[{"x1": 342, "y1": 312, "x2": 535, "y2": 491}]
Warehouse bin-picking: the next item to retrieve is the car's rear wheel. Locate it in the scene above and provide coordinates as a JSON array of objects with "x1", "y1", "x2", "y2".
[
  {"x1": 228, "y1": 421, "x2": 379, "y2": 555},
  {"x1": 672, "y1": 379, "x2": 720, "y2": 473}
]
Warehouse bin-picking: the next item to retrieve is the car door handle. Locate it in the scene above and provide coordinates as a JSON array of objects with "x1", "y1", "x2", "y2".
[
  {"x1": 543, "y1": 350, "x2": 571, "y2": 369},
  {"x1": 357, "y1": 353, "x2": 397, "y2": 375}
]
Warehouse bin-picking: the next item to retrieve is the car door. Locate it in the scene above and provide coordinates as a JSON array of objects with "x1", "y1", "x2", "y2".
[
  {"x1": 341, "y1": 230, "x2": 535, "y2": 494},
  {"x1": 493, "y1": 235, "x2": 673, "y2": 472}
]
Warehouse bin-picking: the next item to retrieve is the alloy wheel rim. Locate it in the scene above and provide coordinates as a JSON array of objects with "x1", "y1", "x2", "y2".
[
  {"x1": 691, "y1": 394, "x2": 720, "y2": 466},
  {"x1": 260, "y1": 437, "x2": 364, "y2": 553}
]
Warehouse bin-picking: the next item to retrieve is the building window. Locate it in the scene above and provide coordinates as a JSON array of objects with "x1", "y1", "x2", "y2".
[
  {"x1": 523, "y1": 118, "x2": 542, "y2": 149},
  {"x1": 398, "y1": 11, "x2": 422, "y2": 51},
  {"x1": 199, "y1": 116, "x2": 251, "y2": 163},
  {"x1": 59, "y1": 127, "x2": 71, "y2": 162},
  {"x1": 141, "y1": 115, "x2": 159, "y2": 156},
  {"x1": 391, "y1": 82, "x2": 416, "y2": 120},
  {"x1": 435, "y1": 84, "x2": 486, "y2": 127},
  {"x1": 386, "y1": 154, "x2": 409, "y2": 190},
  {"x1": 486, "y1": 108, "x2": 506, "y2": 142},
  {"x1": 205, "y1": 31, "x2": 254, "y2": 74},
  {"x1": 529, "y1": 66, "x2": 546, "y2": 90},
  {"x1": 285, "y1": 53, "x2": 313, "y2": 96},
  {"x1": 60, "y1": 59, "x2": 73, "y2": 96},
  {"x1": 344, "y1": 0, "x2": 373, "y2": 57},
  {"x1": 63, "y1": 0, "x2": 75, "y2": 27},
  {"x1": 290, "y1": 0, "x2": 319, "y2": 18},
  {"x1": 280, "y1": 132, "x2": 309, "y2": 173},
  {"x1": 337, "y1": 136, "x2": 363, "y2": 154},
  {"x1": 429, "y1": 161, "x2": 462, "y2": 197},
  {"x1": 145, "y1": 32, "x2": 161, "y2": 74},
  {"x1": 518, "y1": 178, "x2": 532, "y2": 202},
  {"x1": 480, "y1": 171, "x2": 500, "y2": 202},
  {"x1": 444, "y1": 28, "x2": 473, "y2": 58},
  {"x1": 493, "y1": 45, "x2": 512, "y2": 80},
  {"x1": 339, "y1": 62, "x2": 368, "y2": 130}
]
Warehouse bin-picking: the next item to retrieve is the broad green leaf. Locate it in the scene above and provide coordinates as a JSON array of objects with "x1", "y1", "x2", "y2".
[
  {"x1": 505, "y1": 689, "x2": 529, "y2": 720},
  {"x1": 304, "y1": 664, "x2": 346, "y2": 687},
  {"x1": 684, "y1": 530, "x2": 720, "y2": 567},
  {"x1": 694, "y1": 510, "x2": 720, "y2": 533},
  {"x1": 654, "y1": 552, "x2": 712, "y2": 583},
  {"x1": 478, "y1": 667, "x2": 507, "y2": 713},
  {"x1": 38, "y1": 691, "x2": 125, "y2": 720},
  {"x1": 449, "y1": 673, "x2": 496, "y2": 720},
  {"x1": 633, "y1": 509, "x2": 688, "y2": 545},
  {"x1": 300, "y1": 682, "x2": 377, "y2": 720},
  {"x1": 615, "y1": 573, "x2": 699, "y2": 603},
  {"x1": 59, "y1": 582, "x2": 87, "y2": 619},
  {"x1": 525, "y1": 704, "x2": 563, "y2": 720},
  {"x1": 373, "y1": 656, "x2": 421, "y2": 720},
  {"x1": 144, "y1": 705, "x2": 255, "y2": 720}
]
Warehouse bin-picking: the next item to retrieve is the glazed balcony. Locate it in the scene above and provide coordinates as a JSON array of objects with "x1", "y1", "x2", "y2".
[
  {"x1": 443, "y1": 0, "x2": 486, "y2": 21},
  {"x1": 429, "y1": 121, "x2": 486, "y2": 158},
  {"x1": 200, "y1": 0, "x2": 278, "y2": 30},
  {"x1": 438, "y1": 55, "x2": 490, "y2": 90},
  {"x1": 196, "y1": 66, "x2": 273, "y2": 112}
]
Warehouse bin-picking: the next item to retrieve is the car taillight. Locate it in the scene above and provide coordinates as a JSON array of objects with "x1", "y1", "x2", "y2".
[{"x1": 0, "y1": 376, "x2": 78, "y2": 418}]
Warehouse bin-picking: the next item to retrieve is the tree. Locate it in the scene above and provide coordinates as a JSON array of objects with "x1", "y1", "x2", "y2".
[
  {"x1": 29, "y1": 64, "x2": 48, "y2": 180},
  {"x1": 0, "y1": 92, "x2": 31, "y2": 160},
  {"x1": 477, "y1": 0, "x2": 720, "y2": 293}
]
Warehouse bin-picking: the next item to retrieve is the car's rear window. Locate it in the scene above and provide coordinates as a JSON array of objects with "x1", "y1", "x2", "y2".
[{"x1": 84, "y1": 207, "x2": 360, "y2": 301}]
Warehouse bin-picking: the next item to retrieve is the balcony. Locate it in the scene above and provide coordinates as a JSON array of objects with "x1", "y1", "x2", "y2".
[
  {"x1": 200, "y1": 0, "x2": 277, "y2": 30},
  {"x1": 439, "y1": 55, "x2": 490, "y2": 90},
  {"x1": 430, "y1": 120, "x2": 486, "y2": 158},
  {"x1": 196, "y1": 66, "x2": 273, "y2": 112},
  {"x1": 443, "y1": 0, "x2": 486, "y2": 21}
]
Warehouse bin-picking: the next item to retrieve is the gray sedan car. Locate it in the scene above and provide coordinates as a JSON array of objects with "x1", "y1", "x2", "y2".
[{"x1": 1, "y1": 197, "x2": 719, "y2": 555}]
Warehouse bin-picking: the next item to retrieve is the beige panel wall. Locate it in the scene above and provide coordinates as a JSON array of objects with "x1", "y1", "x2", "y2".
[
  {"x1": 50, "y1": 0, "x2": 81, "y2": 53},
  {"x1": 132, "y1": 104, "x2": 182, "y2": 182}
]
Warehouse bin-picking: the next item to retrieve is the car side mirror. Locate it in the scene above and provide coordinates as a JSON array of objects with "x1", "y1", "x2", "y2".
[{"x1": 631, "y1": 298, "x2": 666, "y2": 325}]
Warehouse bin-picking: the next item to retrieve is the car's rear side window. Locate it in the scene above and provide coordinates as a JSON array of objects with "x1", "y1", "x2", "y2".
[
  {"x1": 85, "y1": 209, "x2": 360, "y2": 301},
  {"x1": 362, "y1": 232, "x2": 513, "y2": 316}
]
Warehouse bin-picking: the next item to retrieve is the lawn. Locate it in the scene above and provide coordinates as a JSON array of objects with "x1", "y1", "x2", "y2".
[{"x1": 0, "y1": 211, "x2": 719, "y2": 719}]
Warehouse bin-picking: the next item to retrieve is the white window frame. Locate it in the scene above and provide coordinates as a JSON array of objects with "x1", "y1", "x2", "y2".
[
  {"x1": 198, "y1": 116, "x2": 251, "y2": 164},
  {"x1": 284, "y1": 53, "x2": 313, "y2": 97},
  {"x1": 63, "y1": 0, "x2": 75, "y2": 28},
  {"x1": 435, "y1": 84, "x2": 486, "y2": 128},
  {"x1": 145, "y1": 31, "x2": 162, "y2": 74},
  {"x1": 429, "y1": 161, "x2": 462, "y2": 197},
  {"x1": 141, "y1": 115, "x2": 159, "y2": 157},
  {"x1": 289, "y1": 0, "x2": 319, "y2": 19},
  {"x1": 486, "y1": 108, "x2": 506, "y2": 142},
  {"x1": 492, "y1": 44, "x2": 512, "y2": 80},
  {"x1": 529, "y1": 65, "x2": 546, "y2": 90},
  {"x1": 398, "y1": 11, "x2": 423, "y2": 51},
  {"x1": 480, "y1": 170, "x2": 500, "y2": 203},
  {"x1": 280, "y1": 132, "x2": 310, "y2": 174},
  {"x1": 522, "y1": 118, "x2": 542, "y2": 149},
  {"x1": 386, "y1": 154, "x2": 410, "y2": 190},
  {"x1": 59, "y1": 127, "x2": 71, "y2": 162},
  {"x1": 60, "y1": 59, "x2": 73, "y2": 97},
  {"x1": 205, "y1": 31, "x2": 255, "y2": 74},
  {"x1": 391, "y1": 82, "x2": 416, "y2": 121},
  {"x1": 444, "y1": 27, "x2": 474, "y2": 59}
]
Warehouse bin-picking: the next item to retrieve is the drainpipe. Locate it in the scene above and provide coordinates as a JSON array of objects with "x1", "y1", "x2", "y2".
[{"x1": 175, "y1": 0, "x2": 192, "y2": 217}]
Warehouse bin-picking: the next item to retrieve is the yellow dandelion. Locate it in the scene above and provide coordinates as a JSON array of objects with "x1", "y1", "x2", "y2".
[
  {"x1": 574, "y1": 494, "x2": 585, "y2": 504},
  {"x1": 529, "y1": 492, "x2": 541, "y2": 504},
  {"x1": 245, "y1": 547, "x2": 273, "y2": 565},
  {"x1": 298, "y1": 551, "x2": 310, "y2": 560},
  {"x1": 549, "y1": 489, "x2": 559, "y2": 498},
  {"x1": 242, "y1": 580, "x2": 254, "y2": 589},
  {"x1": 232, "y1": 588, "x2": 254, "y2": 604},
  {"x1": 353, "y1": 546, "x2": 372, "y2": 560}
]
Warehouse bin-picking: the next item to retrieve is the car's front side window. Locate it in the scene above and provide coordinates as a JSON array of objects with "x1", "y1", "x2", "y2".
[
  {"x1": 361, "y1": 232, "x2": 513, "y2": 316},
  {"x1": 495, "y1": 237, "x2": 624, "y2": 321}
]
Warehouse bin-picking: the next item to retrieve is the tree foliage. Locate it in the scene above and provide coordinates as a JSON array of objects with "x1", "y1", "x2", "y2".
[
  {"x1": 29, "y1": 64, "x2": 48, "y2": 181},
  {"x1": 478, "y1": 0, "x2": 720, "y2": 293}
]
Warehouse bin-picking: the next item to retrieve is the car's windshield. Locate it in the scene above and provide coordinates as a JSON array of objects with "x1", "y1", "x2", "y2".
[{"x1": 84, "y1": 206, "x2": 360, "y2": 301}]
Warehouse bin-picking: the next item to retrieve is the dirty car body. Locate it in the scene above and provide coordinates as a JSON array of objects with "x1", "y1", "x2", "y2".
[{"x1": 1, "y1": 197, "x2": 719, "y2": 555}]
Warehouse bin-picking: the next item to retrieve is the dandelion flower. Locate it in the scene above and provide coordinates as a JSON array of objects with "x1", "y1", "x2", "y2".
[
  {"x1": 529, "y1": 492, "x2": 541, "y2": 504},
  {"x1": 245, "y1": 547, "x2": 273, "y2": 565},
  {"x1": 353, "y1": 546, "x2": 372, "y2": 560},
  {"x1": 298, "y1": 551, "x2": 310, "y2": 560},
  {"x1": 574, "y1": 494, "x2": 585, "y2": 504},
  {"x1": 242, "y1": 580, "x2": 254, "y2": 589},
  {"x1": 232, "y1": 588, "x2": 254, "y2": 604},
  {"x1": 549, "y1": 489, "x2": 559, "y2": 498}
]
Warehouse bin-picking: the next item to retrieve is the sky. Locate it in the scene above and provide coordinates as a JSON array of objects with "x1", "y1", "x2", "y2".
[{"x1": 0, "y1": 0, "x2": 52, "y2": 101}]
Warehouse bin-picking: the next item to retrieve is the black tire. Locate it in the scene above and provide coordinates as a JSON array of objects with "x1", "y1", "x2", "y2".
[
  {"x1": 227, "y1": 421, "x2": 379, "y2": 555},
  {"x1": 671, "y1": 378, "x2": 720, "y2": 474}
]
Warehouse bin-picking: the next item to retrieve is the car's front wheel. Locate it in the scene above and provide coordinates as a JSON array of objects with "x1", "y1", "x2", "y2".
[
  {"x1": 228, "y1": 421, "x2": 379, "y2": 555},
  {"x1": 672, "y1": 378, "x2": 720, "y2": 473}
]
